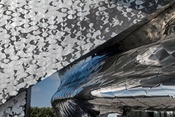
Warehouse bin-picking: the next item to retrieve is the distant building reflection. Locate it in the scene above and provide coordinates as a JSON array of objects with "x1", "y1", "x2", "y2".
[{"x1": 51, "y1": 1, "x2": 175, "y2": 117}]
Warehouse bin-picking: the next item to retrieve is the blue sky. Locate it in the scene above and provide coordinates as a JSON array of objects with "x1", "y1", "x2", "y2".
[
  {"x1": 31, "y1": 73, "x2": 60, "y2": 107},
  {"x1": 30, "y1": 70, "x2": 119, "y2": 116}
]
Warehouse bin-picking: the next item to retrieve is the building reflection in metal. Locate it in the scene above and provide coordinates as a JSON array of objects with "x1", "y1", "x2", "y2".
[
  {"x1": 51, "y1": 2, "x2": 175, "y2": 117},
  {"x1": 51, "y1": 37, "x2": 175, "y2": 117}
]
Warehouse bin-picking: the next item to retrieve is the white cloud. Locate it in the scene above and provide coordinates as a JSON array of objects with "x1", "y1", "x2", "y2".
[
  {"x1": 50, "y1": 73, "x2": 60, "y2": 81},
  {"x1": 54, "y1": 81, "x2": 61, "y2": 87},
  {"x1": 50, "y1": 73, "x2": 61, "y2": 87},
  {"x1": 32, "y1": 86, "x2": 41, "y2": 92}
]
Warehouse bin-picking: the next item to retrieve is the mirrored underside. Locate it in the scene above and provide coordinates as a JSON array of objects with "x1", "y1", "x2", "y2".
[
  {"x1": 51, "y1": 1, "x2": 175, "y2": 117},
  {"x1": 51, "y1": 36, "x2": 175, "y2": 116}
]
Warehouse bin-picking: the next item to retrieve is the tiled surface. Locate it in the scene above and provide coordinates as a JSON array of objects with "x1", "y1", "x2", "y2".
[
  {"x1": 52, "y1": 33, "x2": 175, "y2": 116},
  {"x1": 0, "y1": 0, "x2": 149, "y2": 105},
  {"x1": 0, "y1": 92, "x2": 26, "y2": 117},
  {"x1": 51, "y1": 3, "x2": 175, "y2": 116},
  {"x1": 0, "y1": 0, "x2": 174, "y2": 116}
]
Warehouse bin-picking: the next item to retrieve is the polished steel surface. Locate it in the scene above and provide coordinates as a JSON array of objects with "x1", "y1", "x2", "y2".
[
  {"x1": 51, "y1": 36, "x2": 175, "y2": 116},
  {"x1": 51, "y1": 1, "x2": 175, "y2": 117}
]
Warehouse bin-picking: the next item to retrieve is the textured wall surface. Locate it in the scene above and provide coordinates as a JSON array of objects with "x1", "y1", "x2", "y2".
[
  {"x1": 0, "y1": 0, "x2": 174, "y2": 116},
  {"x1": 0, "y1": 0, "x2": 148, "y2": 105},
  {"x1": 51, "y1": 2, "x2": 175, "y2": 116},
  {"x1": 51, "y1": 34, "x2": 175, "y2": 116},
  {"x1": 0, "y1": 92, "x2": 26, "y2": 117}
]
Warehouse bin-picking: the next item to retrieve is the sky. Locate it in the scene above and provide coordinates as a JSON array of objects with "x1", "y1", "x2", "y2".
[
  {"x1": 108, "y1": 113, "x2": 119, "y2": 117},
  {"x1": 31, "y1": 73, "x2": 60, "y2": 107},
  {"x1": 30, "y1": 72, "x2": 119, "y2": 116}
]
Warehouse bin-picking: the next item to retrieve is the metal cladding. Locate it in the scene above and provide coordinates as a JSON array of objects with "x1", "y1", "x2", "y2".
[
  {"x1": 52, "y1": 30, "x2": 175, "y2": 116},
  {"x1": 0, "y1": 92, "x2": 26, "y2": 117},
  {"x1": 0, "y1": 0, "x2": 154, "y2": 105},
  {"x1": 0, "y1": 0, "x2": 174, "y2": 116},
  {"x1": 51, "y1": 2, "x2": 175, "y2": 117}
]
